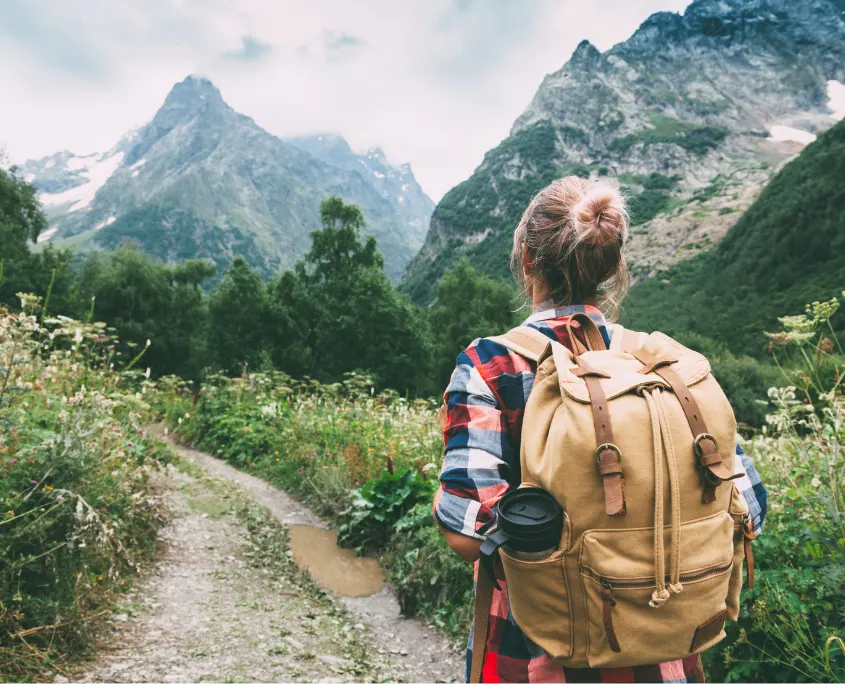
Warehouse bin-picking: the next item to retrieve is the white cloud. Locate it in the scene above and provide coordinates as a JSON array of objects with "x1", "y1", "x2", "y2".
[{"x1": 0, "y1": 0, "x2": 691, "y2": 201}]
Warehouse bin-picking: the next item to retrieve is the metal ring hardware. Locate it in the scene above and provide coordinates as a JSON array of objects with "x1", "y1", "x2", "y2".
[
  {"x1": 594, "y1": 443, "x2": 622, "y2": 467},
  {"x1": 693, "y1": 433, "x2": 718, "y2": 457}
]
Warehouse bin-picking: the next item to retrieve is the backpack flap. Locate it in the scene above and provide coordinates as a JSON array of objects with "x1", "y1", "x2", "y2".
[{"x1": 554, "y1": 333, "x2": 712, "y2": 404}]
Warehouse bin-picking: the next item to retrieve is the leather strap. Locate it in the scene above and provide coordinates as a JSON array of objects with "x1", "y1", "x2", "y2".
[
  {"x1": 695, "y1": 656, "x2": 707, "y2": 683},
  {"x1": 601, "y1": 584, "x2": 622, "y2": 653},
  {"x1": 743, "y1": 520, "x2": 756, "y2": 589},
  {"x1": 470, "y1": 567, "x2": 495, "y2": 683},
  {"x1": 581, "y1": 370, "x2": 626, "y2": 517},
  {"x1": 565, "y1": 313, "x2": 607, "y2": 355},
  {"x1": 490, "y1": 326, "x2": 553, "y2": 362},
  {"x1": 629, "y1": 347, "x2": 741, "y2": 502},
  {"x1": 637, "y1": 354, "x2": 679, "y2": 375},
  {"x1": 571, "y1": 361, "x2": 610, "y2": 380}
]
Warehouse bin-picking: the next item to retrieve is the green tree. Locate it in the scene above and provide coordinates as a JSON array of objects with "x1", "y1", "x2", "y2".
[
  {"x1": 0, "y1": 165, "x2": 71, "y2": 309},
  {"x1": 76, "y1": 247, "x2": 214, "y2": 379},
  {"x1": 429, "y1": 259, "x2": 520, "y2": 386},
  {"x1": 207, "y1": 256, "x2": 268, "y2": 375},
  {"x1": 267, "y1": 196, "x2": 432, "y2": 393}
]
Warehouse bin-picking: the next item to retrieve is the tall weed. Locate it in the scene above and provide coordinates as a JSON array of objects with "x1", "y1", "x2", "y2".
[{"x1": 0, "y1": 296, "x2": 168, "y2": 681}]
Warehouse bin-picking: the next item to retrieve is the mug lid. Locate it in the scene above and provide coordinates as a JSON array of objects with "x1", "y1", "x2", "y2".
[{"x1": 497, "y1": 488, "x2": 562, "y2": 541}]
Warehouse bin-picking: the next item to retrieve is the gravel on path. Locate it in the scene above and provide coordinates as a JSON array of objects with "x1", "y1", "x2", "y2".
[
  {"x1": 74, "y1": 435, "x2": 464, "y2": 683},
  {"x1": 168, "y1": 439, "x2": 464, "y2": 683}
]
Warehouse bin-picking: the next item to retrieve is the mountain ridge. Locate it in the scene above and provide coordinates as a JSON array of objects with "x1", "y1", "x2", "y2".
[
  {"x1": 23, "y1": 76, "x2": 433, "y2": 280},
  {"x1": 403, "y1": 0, "x2": 845, "y2": 302}
]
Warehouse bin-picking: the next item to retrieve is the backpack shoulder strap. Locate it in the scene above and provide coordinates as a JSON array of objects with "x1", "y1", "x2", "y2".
[
  {"x1": 610, "y1": 323, "x2": 647, "y2": 353},
  {"x1": 488, "y1": 326, "x2": 552, "y2": 362}
]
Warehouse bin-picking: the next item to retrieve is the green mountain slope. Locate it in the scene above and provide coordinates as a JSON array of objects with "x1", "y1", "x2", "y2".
[
  {"x1": 403, "y1": 0, "x2": 845, "y2": 303},
  {"x1": 623, "y1": 118, "x2": 845, "y2": 353}
]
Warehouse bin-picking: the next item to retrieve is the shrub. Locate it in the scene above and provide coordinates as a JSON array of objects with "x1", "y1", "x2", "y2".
[
  {"x1": 386, "y1": 504, "x2": 474, "y2": 638},
  {"x1": 337, "y1": 469, "x2": 435, "y2": 554},
  {"x1": 707, "y1": 297, "x2": 845, "y2": 682},
  {"x1": 0, "y1": 296, "x2": 167, "y2": 680}
]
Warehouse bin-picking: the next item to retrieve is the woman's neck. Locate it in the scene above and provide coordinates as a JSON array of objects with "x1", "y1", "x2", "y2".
[{"x1": 531, "y1": 292, "x2": 599, "y2": 313}]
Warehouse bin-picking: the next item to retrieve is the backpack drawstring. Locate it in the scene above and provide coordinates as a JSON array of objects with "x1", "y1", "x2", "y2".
[{"x1": 644, "y1": 388, "x2": 683, "y2": 607}]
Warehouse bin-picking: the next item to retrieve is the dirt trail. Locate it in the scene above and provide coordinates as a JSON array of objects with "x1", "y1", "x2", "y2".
[{"x1": 74, "y1": 437, "x2": 463, "y2": 683}]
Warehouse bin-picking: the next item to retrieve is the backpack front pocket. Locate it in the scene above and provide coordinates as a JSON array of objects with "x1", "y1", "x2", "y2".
[
  {"x1": 500, "y1": 546, "x2": 572, "y2": 659},
  {"x1": 579, "y1": 512, "x2": 734, "y2": 668}
]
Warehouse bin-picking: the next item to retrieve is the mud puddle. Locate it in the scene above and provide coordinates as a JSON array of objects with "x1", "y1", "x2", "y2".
[{"x1": 289, "y1": 524, "x2": 384, "y2": 597}]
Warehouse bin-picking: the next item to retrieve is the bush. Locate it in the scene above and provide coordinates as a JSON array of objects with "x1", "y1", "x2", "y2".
[
  {"x1": 386, "y1": 504, "x2": 474, "y2": 638},
  {"x1": 707, "y1": 298, "x2": 845, "y2": 682},
  {"x1": 338, "y1": 469, "x2": 435, "y2": 554},
  {"x1": 674, "y1": 332, "x2": 784, "y2": 430},
  {"x1": 0, "y1": 296, "x2": 168, "y2": 680}
]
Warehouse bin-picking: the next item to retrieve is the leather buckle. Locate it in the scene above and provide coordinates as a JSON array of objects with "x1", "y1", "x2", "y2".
[
  {"x1": 742, "y1": 517, "x2": 756, "y2": 540},
  {"x1": 595, "y1": 443, "x2": 622, "y2": 468},
  {"x1": 694, "y1": 433, "x2": 718, "y2": 459}
]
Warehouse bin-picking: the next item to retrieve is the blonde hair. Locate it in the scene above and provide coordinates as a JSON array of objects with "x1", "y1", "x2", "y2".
[{"x1": 510, "y1": 176, "x2": 629, "y2": 321}]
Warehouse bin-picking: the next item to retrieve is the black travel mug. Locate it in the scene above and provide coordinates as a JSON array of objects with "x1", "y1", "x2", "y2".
[{"x1": 480, "y1": 488, "x2": 563, "y2": 587}]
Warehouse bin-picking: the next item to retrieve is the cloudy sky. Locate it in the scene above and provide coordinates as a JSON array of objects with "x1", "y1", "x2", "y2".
[{"x1": 1, "y1": 0, "x2": 690, "y2": 201}]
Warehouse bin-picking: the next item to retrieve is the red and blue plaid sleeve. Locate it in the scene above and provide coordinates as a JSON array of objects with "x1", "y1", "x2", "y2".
[
  {"x1": 435, "y1": 338, "x2": 531, "y2": 538},
  {"x1": 733, "y1": 444, "x2": 767, "y2": 534}
]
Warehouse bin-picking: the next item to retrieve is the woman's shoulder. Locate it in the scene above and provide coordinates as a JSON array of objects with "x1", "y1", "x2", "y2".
[{"x1": 452, "y1": 326, "x2": 550, "y2": 381}]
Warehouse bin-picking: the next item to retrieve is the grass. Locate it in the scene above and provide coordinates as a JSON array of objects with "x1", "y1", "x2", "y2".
[
  {"x1": 611, "y1": 113, "x2": 729, "y2": 156},
  {"x1": 0, "y1": 298, "x2": 170, "y2": 682}
]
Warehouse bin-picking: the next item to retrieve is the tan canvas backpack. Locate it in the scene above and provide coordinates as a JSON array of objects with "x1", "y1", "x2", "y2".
[{"x1": 469, "y1": 314, "x2": 756, "y2": 681}]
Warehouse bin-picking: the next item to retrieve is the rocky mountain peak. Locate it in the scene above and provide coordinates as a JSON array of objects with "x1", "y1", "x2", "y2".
[
  {"x1": 625, "y1": 11, "x2": 686, "y2": 50},
  {"x1": 123, "y1": 75, "x2": 236, "y2": 167},
  {"x1": 569, "y1": 40, "x2": 601, "y2": 67},
  {"x1": 25, "y1": 75, "x2": 434, "y2": 281},
  {"x1": 164, "y1": 75, "x2": 226, "y2": 110},
  {"x1": 404, "y1": 0, "x2": 845, "y2": 303}
]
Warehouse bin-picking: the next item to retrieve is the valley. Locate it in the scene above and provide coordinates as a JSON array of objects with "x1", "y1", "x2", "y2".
[{"x1": 2, "y1": 1, "x2": 845, "y2": 682}]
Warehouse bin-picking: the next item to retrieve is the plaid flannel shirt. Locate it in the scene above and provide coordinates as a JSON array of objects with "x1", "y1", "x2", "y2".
[{"x1": 436, "y1": 304, "x2": 768, "y2": 683}]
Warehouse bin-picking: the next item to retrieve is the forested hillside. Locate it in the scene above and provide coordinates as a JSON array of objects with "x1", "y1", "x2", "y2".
[{"x1": 624, "y1": 117, "x2": 845, "y2": 354}]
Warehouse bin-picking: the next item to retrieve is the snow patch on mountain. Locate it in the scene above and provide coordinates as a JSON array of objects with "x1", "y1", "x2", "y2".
[
  {"x1": 40, "y1": 152, "x2": 125, "y2": 212},
  {"x1": 37, "y1": 227, "x2": 58, "y2": 243},
  {"x1": 828, "y1": 80, "x2": 845, "y2": 121},
  {"x1": 93, "y1": 216, "x2": 117, "y2": 231},
  {"x1": 66, "y1": 154, "x2": 98, "y2": 171},
  {"x1": 767, "y1": 125, "x2": 817, "y2": 145}
]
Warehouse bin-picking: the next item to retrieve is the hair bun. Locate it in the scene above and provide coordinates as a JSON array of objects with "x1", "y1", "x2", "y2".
[{"x1": 572, "y1": 185, "x2": 628, "y2": 247}]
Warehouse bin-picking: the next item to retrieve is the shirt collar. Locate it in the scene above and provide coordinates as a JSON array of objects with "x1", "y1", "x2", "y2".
[{"x1": 524, "y1": 302, "x2": 607, "y2": 325}]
